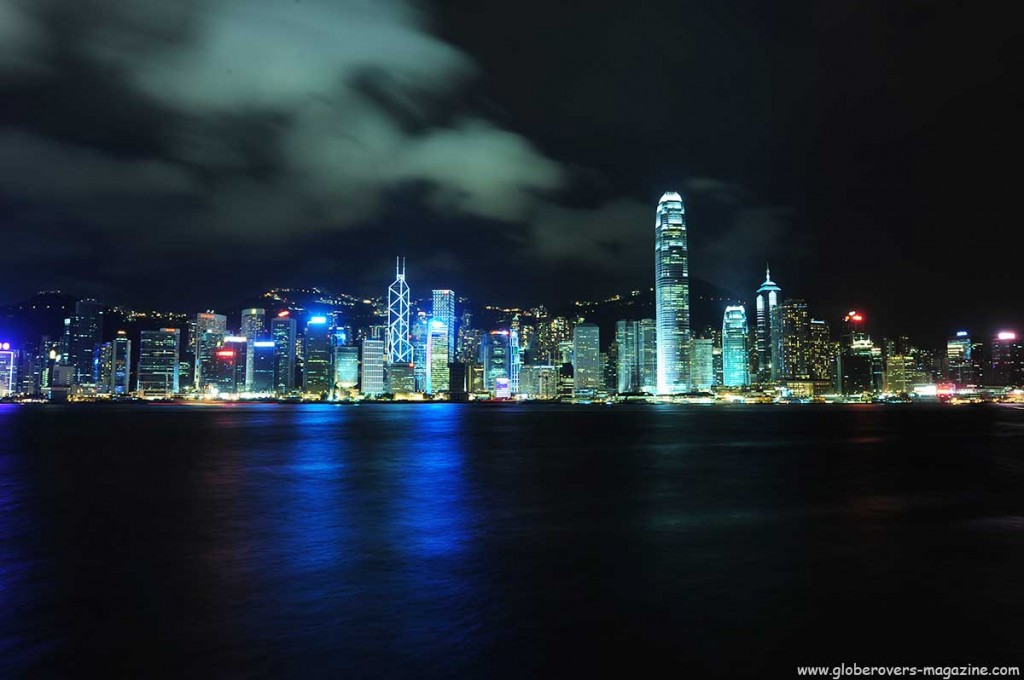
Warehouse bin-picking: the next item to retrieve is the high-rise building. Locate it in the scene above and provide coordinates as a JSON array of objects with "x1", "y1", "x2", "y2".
[
  {"x1": 885, "y1": 354, "x2": 914, "y2": 394},
  {"x1": 333, "y1": 345, "x2": 360, "y2": 392},
  {"x1": 839, "y1": 311, "x2": 882, "y2": 394},
  {"x1": 946, "y1": 331, "x2": 976, "y2": 385},
  {"x1": 722, "y1": 305, "x2": 750, "y2": 387},
  {"x1": 303, "y1": 316, "x2": 333, "y2": 396},
  {"x1": 808, "y1": 319, "x2": 837, "y2": 387},
  {"x1": 691, "y1": 338, "x2": 714, "y2": 391},
  {"x1": 194, "y1": 312, "x2": 227, "y2": 391},
  {"x1": 615, "y1": 318, "x2": 657, "y2": 394},
  {"x1": 0, "y1": 344, "x2": 16, "y2": 398},
  {"x1": 411, "y1": 312, "x2": 429, "y2": 392},
  {"x1": 387, "y1": 258, "x2": 413, "y2": 364},
  {"x1": 425, "y1": 320, "x2": 450, "y2": 394},
  {"x1": 251, "y1": 340, "x2": 276, "y2": 393},
  {"x1": 360, "y1": 339, "x2": 386, "y2": 396},
  {"x1": 572, "y1": 323, "x2": 601, "y2": 397},
  {"x1": 386, "y1": 362, "x2": 416, "y2": 394},
  {"x1": 431, "y1": 290, "x2": 456, "y2": 357},
  {"x1": 209, "y1": 336, "x2": 248, "y2": 395},
  {"x1": 509, "y1": 325, "x2": 521, "y2": 395},
  {"x1": 616, "y1": 320, "x2": 638, "y2": 393},
  {"x1": 483, "y1": 330, "x2": 510, "y2": 392},
  {"x1": 780, "y1": 298, "x2": 810, "y2": 381},
  {"x1": 69, "y1": 299, "x2": 104, "y2": 388},
  {"x1": 240, "y1": 308, "x2": 266, "y2": 391},
  {"x1": 271, "y1": 313, "x2": 297, "y2": 395},
  {"x1": 755, "y1": 268, "x2": 783, "y2": 383},
  {"x1": 110, "y1": 331, "x2": 131, "y2": 395},
  {"x1": 654, "y1": 192, "x2": 691, "y2": 393},
  {"x1": 137, "y1": 329, "x2": 180, "y2": 397},
  {"x1": 991, "y1": 331, "x2": 1024, "y2": 386},
  {"x1": 518, "y1": 365, "x2": 559, "y2": 399}
]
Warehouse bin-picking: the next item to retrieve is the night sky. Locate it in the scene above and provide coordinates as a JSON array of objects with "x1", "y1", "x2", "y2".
[{"x1": 0, "y1": 0, "x2": 1019, "y2": 340}]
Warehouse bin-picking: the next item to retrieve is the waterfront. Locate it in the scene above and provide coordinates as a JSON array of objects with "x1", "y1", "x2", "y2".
[{"x1": 1, "y1": 403, "x2": 1022, "y2": 677}]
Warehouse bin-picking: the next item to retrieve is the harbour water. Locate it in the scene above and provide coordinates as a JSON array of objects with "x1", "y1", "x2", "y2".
[{"x1": 1, "y1": 403, "x2": 1022, "y2": 677}]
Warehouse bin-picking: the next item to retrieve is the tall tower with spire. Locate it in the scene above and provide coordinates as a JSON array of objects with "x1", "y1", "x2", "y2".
[
  {"x1": 755, "y1": 265, "x2": 783, "y2": 383},
  {"x1": 387, "y1": 257, "x2": 413, "y2": 364},
  {"x1": 654, "y1": 191, "x2": 691, "y2": 393}
]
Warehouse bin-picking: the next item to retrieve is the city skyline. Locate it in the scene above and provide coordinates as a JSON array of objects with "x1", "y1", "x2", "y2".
[{"x1": 0, "y1": 1, "x2": 1018, "y2": 341}]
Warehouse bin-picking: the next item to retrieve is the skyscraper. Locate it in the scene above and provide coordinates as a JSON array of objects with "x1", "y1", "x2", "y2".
[
  {"x1": 69, "y1": 299, "x2": 104, "y2": 388},
  {"x1": 991, "y1": 331, "x2": 1024, "y2": 386},
  {"x1": 509, "y1": 324, "x2": 521, "y2": 395},
  {"x1": 110, "y1": 331, "x2": 131, "y2": 395},
  {"x1": 360, "y1": 339, "x2": 385, "y2": 396},
  {"x1": 194, "y1": 312, "x2": 227, "y2": 391},
  {"x1": 137, "y1": 329, "x2": 180, "y2": 397},
  {"x1": 270, "y1": 313, "x2": 297, "y2": 395},
  {"x1": 426, "y1": 320, "x2": 450, "y2": 394},
  {"x1": 615, "y1": 320, "x2": 638, "y2": 393},
  {"x1": 780, "y1": 298, "x2": 810, "y2": 381},
  {"x1": 387, "y1": 258, "x2": 412, "y2": 364},
  {"x1": 251, "y1": 340, "x2": 276, "y2": 393},
  {"x1": 431, "y1": 290, "x2": 456, "y2": 356},
  {"x1": 240, "y1": 308, "x2": 266, "y2": 391},
  {"x1": 722, "y1": 305, "x2": 750, "y2": 387},
  {"x1": 615, "y1": 318, "x2": 657, "y2": 394},
  {"x1": 303, "y1": 316, "x2": 332, "y2": 396},
  {"x1": 755, "y1": 267, "x2": 783, "y2": 383},
  {"x1": 808, "y1": 319, "x2": 837, "y2": 387},
  {"x1": 572, "y1": 323, "x2": 601, "y2": 397},
  {"x1": 691, "y1": 339, "x2": 714, "y2": 391},
  {"x1": 654, "y1": 192, "x2": 690, "y2": 393},
  {"x1": 482, "y1": 330, "x2": 510, "y2": 392},
  {"x1": 333, "y1": 345, "x2": 360, "y2": 392},
  {"x1": 946, "y1": 331, "x2": 976, "y2": 385}
]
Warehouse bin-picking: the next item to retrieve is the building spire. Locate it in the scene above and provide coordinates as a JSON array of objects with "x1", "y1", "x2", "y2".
[{"x1": 765, "y1": 263, "x2": 771, "y2": 282}]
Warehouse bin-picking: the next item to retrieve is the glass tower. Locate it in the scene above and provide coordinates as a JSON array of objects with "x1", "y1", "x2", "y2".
[
  {"x1": 755, "y1": 267, "x2": 783, "y2": 383},
  {"x1": 387, "y1": 258, "x2": 413, "y2": 364},
  {"x1": 723, "y1": 305, "x2": 750, "y2": 387},
  {"x1": 654, "y1": 192, "x2": 690, "y2": 393},
  {"x1": 137, "y1": 329, "x2": 180, "y2": 397},
  {"x1": 431, "y1": 290, "x2": 456, "y2": 356},
  {"x1": 572, "y1": 323, "x2": 601, "y2": 397}
]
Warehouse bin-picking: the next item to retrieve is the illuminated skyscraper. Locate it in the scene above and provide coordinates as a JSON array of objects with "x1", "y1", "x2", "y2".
[
  {"x1": 755, "y1": 267, "x2": 783, "y2": 383},
  {"x1": 426, "y1": 320, "x2": 450, "y2": 394},
  {"x1": 251, "y1": 340, "x2": 276, "y2": 393},
  {"x1": 270, "y1": 313, "x2": 297, "y2": 395},
  {"x1": 387, "y1": 258, "x2": 413, "y2": 364},
  {"x1": 411, "y1": 312, "x2": 429, "y2": 392},
  {"x1": 808, "y1": 319, "x2": 836, "y2": 386},
  {"x1": 333, "y1": 345, "x2": 359, "y2": 393},
  {"x1": 137, "y1": 329, "x2": 180, "y2": 397},
  {"x1": 780, "y1": 298, "x2": 810, "y2": 381},
  {"x1": 572, "y1": 323, "x2": 601, "y2": 397},
  {"x1": 360, "y1": 339, "x2": 385, "y2": 396},
  {"x1": 616, "y1": 318, "x2": 657, "y2": 394},
  {"x1": 946, "y1": 331, "x2": 977, "y2": 385},
  {"x1": 991, "y1": 331, "x2": 1024, "y2": 386},
  {"x1": 483, "y1": 330, "x2": 510, "y2": 392},
  {"x1": 509, "y1": 324, "x2": 521, "y2": 395},
  {"x1": 110, "y1": 331, "x2": 131, "y2": 395},
  {"x1": 240, "y1": 308, "x2": 266, "y2": 390},
  {"x1": 303, "y1": 316, "x2": 332, "y2": 396},
  {"x1": 691, "y1": 339, "x2": 714, "y2": 391},
  {"x1": 722, "y1": 305, "x2": 750, "y2": 387},
  {"x1": 194, "y1": 312, "x2": 227, "y2": 391},
  {"x1": 69, "y1": 299, "x2": 104, "y2": 388},
  {"x1": 432, "y1": 290, "x2": 456, "y2": 356},
  {"x1": 654, "y1": 192, "x2": 691, "y2": 393}
]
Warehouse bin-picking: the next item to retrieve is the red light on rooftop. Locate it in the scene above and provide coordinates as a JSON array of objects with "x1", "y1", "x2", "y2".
[
  {"x1": 215, "y1": 350, "x2": 235, "y2": 358},
  {"x1": 277, "y1": 310, "x2": 290, "y2": 317}
]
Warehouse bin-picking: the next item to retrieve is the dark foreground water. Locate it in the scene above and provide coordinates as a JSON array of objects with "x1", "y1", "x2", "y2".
[{"x1": 1, "y1": 403, "x2": 1022, "y2": 677}]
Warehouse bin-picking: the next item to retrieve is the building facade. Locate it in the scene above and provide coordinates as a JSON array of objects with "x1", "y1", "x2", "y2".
[{"x1": 654, "y1": 192, "x2": 691, "y2": 393}]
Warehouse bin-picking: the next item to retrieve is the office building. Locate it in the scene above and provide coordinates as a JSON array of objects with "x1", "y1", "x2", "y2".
[
  {"x1": 271, "y1": 313, "x2": 297, "y2": 395},
  {"x1": 303, "y1": 316, "x2": 332, "y2": 396},
  {"x1": 426, "y1": 320, "x2": 450, "y2": 394},
  {"x1": 722, "y1": 305, "x2": 750, "y2": 387},
  {"x1": 572, "y1": 323, "x2": 601, "y2": 397},
  {"x1": 387, "y1": 258, "x2": 413, "y2": 364},
  {"x1": 755, "y1": 268, "x2": 783, "y2": 383},
  {"x1": 360, "y1": 339, "x2": 386, "y2": 396},
  {"x1": 691, "y1": 338, "x2": 714, "y2": 391},
  {"x1": 654, "y1": 192, "x2": 691, "y2": 393},
  {"x1": 251, "y1": 340, "x2": 276, "y2": 393},
  {"x1": 432, "y1": 290, "x2": 456, "y2": 356},
  {"x1": 137, "y1": 329, "x2": 180, "y2": 397}
]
